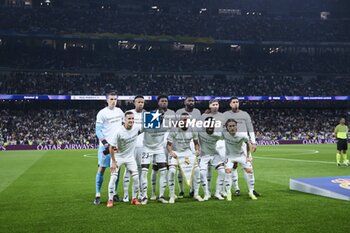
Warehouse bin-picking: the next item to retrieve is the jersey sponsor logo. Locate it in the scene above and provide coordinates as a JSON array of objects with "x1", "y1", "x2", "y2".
[{"x1": 331, "y1": 178, "x2": 350, "y2": 190}]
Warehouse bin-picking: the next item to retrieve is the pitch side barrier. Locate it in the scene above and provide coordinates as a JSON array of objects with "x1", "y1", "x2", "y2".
[
  {"x1": 0, "y1": 95, "x2": 350, "y2": 101},
  {"x1": 256, "y1": 139, "x2": 350, "y2": 146},
  {"x1": 0, "y1": 144, "x2": 97, "y2": 151},
  {"x1": 2, "y1": 139, "x2": 349, "y2": 151}
]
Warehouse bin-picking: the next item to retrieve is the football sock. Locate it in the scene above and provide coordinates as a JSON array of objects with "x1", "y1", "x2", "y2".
[
  {"x1": 244, "y1": 171, "x2": 255, "y2": 192},
  {"x1": 200, "y1": 169, "x2": 209, "y2": 195},
  {"x1": 168, "y1": 167, "x2": 176, "y2": 197},
  {"x1": 336, "y1": 153, "x2": 341, "y2": 163},
  {"x1": 95, "y1": 171, "x2": 104, "y2": 197},
  {"x1": 141, "y1": 168, "x2": 149, "y2": 198},
  {"x1": 131, "y1": 173, "x2": 140, "y2": 199},
  {"x1": 216, "y1": 167, "x2": 225, "y2": 195},
  {"x1": 232, "y1": 168, "x2": 240, "y2": 191},
  {"x1": 123, "y1": 169, "x2": 130, "y2": 197},
  {"x1": 159, "y1": 168, "x2": 167, "y2": 198}
]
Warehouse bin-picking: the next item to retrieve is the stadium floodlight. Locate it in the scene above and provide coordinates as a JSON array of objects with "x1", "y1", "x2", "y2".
[{"x1": 200, "y1": 8, "x2": 207, "y2": 14}]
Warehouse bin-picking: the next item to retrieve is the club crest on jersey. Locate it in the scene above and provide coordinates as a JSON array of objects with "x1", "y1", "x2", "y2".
[
  {"x1": 143, "y1": 110, "x2": 162, "y2": 129},
  {"x1": 331, "y1": 178, "x2": 350, "y2": 190}
]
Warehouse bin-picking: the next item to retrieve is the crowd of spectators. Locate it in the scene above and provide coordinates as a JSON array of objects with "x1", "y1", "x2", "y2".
[
  {"x1": 1, "y1": 7, "x2": 349, "y2": 42},
  {"x1": 1, "y1": 72, "x2": 349, "y2": 96},
  {"x1": 1, "y1": 47, "x2": 349, "y2": 73},
  {"x1": 0, "y1": 109, "x2": 97, "y2": 146},
  {"x1": 0, "y1": 108, "x2": 347, "y2": 146},
  {"x1": 250, "y1": 109, "x2": 346, "y2": 140}
]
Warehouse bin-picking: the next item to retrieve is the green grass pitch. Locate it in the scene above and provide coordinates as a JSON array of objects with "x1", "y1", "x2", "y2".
[{"x1": 1, "y1": 144, "x2": 350, "y2": 233}]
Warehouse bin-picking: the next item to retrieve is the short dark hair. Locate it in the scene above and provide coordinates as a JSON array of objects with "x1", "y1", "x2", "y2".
[
  {"x1": 229, "y1": 96, "x2": 239, "y2": 102},
  {"x1": 157, "y1": 95, "x2": 168, "y2": 102},
  {"x1": 225, "y1": 118, "x2": 237, "y2": 128},
  {"x1": 185, "y1": 96, "x2": 197, "y2": 101},
  {"x1": 134, "y1": 95, "x2": 144, "y2": 101},
  {"x1": 180, "y1": 112, "x2": 190, "y2": 116},
  {"x1": 125, "y1": 111, "x2": 134, "y2": 117}
]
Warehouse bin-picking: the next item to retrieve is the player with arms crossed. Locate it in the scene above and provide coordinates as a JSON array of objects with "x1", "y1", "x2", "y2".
[
  {"x1": 223, "y1": 119, "x2": 257, "y2": 201},
  {"x1": 198, "y1": 117, "x2": 226, "y2": 201},
  {"x1": 122, "y1": 96, "x2": 145, "y2": 202},
  {"x1": 223, "y1": 97, "x2": 260, "y2": 197},
  {"x1": 94, "y1": 92, "x2": 124, "y2": 205},
  {"x1": 107, "y1": 111, "x2": 142, "y2": 207},
  {"x1": 167, "y1": 113, "x2": 203, "y2": 204}
]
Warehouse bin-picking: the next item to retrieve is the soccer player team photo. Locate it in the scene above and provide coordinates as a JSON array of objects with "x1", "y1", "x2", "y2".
[{"x1": 1, "y1": 1, "x2": 350, "y2": 233}]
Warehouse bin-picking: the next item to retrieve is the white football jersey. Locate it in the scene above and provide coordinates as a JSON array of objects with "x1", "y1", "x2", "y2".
[
  {"x1": 108, "y1": 126, "x2": 139, "y2": 159},
  {"x1": 176, "y1": 108, "x2": 201, "y2": 120},
  {"x1": 223, "y1": 132, "x2": 249, "y2": 157},
  {"x1": 167, "y1": 127, "x2": 198, "y2": 153},
  {"x1": 223, "y1": 110, "x2": 256, "y2": 144},
  {"x1": 198, "y1": 131, "x2": 222, "y2": 156},
  {"x1": 96, "y1": 107, "x2": 124, "y2": 146},
  {"x1": 143, "y1": 126, "x2": 168, "y2": 153},
  {"x1": 130, "y1": 109, "x2": 145, "y2": 146}
]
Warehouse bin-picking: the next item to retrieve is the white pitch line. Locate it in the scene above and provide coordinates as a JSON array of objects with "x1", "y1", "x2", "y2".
[
  {"x1": 83, "y1": 154, "x2": 96, "y2": 158},
  {"x1": 257, "y1": 149, "x2": 319, "y2": 157},
  {"x1": 254, "y1": 156, "x2": 334, "y2": 164}
]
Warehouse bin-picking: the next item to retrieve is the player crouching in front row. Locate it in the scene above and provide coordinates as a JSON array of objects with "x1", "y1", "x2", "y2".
[
  {"x1": 107, "y1": 112, "x2": 142, "y2": 207},
  {"x1": 223, "y1": 119, "x2": 258, "y2": 201},
  {"x1": 167, "y1": 113, "x2": 204, "y2": 203}
]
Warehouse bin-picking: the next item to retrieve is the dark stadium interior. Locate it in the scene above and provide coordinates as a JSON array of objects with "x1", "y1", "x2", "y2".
[
  {"x1": 0, "y1": 0, "x2": 349, "y2": 146},
  {"x1": 1, "y1": 2, "x2": 350, "y2": 232}
]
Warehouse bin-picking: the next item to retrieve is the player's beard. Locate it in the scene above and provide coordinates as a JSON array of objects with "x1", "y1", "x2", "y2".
[{"x1": 186, "y1": 104, "x2": 194, "y2": 110}]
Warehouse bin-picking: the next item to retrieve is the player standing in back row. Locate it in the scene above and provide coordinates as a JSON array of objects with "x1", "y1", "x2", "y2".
[
  {"x1": 149, "y1": 95, "x2": 175, "y2": 201},
  {"x1": 94, "y1": 92, "x2": 124, "y2": 205}
]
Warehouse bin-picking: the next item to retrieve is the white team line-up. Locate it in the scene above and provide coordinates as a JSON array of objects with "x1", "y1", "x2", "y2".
[{"x1": 84, "y1": 150, "x2": 328, "y2": 165}]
